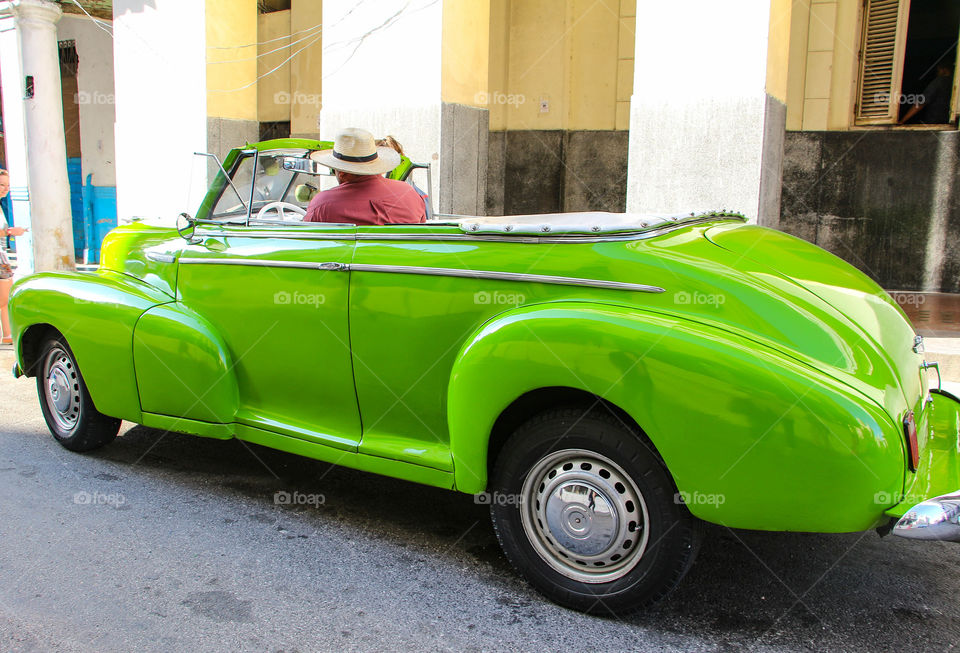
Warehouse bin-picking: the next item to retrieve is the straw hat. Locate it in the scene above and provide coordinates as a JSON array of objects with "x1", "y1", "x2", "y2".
[{"x1": 310, "y1": 128, "x2": 401, "y2": 175}]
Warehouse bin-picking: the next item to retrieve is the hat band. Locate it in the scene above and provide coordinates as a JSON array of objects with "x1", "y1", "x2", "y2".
[{"x1": 333, "y1": 151, "x2": 378, "y2": 163}]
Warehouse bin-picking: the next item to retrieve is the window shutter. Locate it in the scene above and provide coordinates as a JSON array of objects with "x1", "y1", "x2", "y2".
[{"x1": 856, "y1": 0, "x2": 910, "y2": 125}]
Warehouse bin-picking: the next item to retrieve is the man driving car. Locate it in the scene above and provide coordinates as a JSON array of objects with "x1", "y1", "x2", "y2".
[{"x1": 304, "y1": 128, "x2": 426, "y2": 225}]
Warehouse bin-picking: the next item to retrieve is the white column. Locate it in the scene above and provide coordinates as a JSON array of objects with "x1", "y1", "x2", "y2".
[
  {"x1": 113, "y1": 0, "x2": 207, "y2": 225},
  {"x1": 320, "y1": 0, "x2": 443, "y2": 198},
  {"x1": 0, "y1": 4, "x2": 34, "y2": 273},
  {"x1": 626, "y1": 1, "x2": 786, "y2": 224},
  {"x1": 0, "y1": 0, "x2": 74, "y2": 272},
  {"x1": 320, "y1": 0, "x2": 490, "y2": 216}
]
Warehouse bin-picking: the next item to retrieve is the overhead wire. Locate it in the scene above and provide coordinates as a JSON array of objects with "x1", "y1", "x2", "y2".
[
  {"x1": 208, "y1": 22, "x2": 322, "y2": 64},
  {"x1": 206, "y1": 21, "x2": 323, "y2": 50},
  {"x1": 68, "y1": 0, "x2": 114, "y2": 37},
  {"x1": 208, "y1": 31, "x2": 324, "y2": 92}
]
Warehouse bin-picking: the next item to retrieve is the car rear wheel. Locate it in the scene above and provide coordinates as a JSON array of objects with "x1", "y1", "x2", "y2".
[
  {"x1": 36, "y1": 336, "x2": 121, "y2": 452},
  {"x1": 489, "y1": 408, "x2": 699, "y2": 615}
]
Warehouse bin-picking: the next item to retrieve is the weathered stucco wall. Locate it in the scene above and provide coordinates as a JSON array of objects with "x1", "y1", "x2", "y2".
[
  {"x1": 486, "y1": 130, "x2": 628, "y2": 215},
  {"x1": 780, "y1": 130, "x2": 960, "y2": 292}
]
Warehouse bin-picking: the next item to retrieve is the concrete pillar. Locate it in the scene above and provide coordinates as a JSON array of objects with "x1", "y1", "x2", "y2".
[
  {"x1": 0, "y1": 3, "x2": 35, "y2": 273},
  {"x1": 0, "y1": 0, "x2": 74, "y2": 272},
  {"x1": 626, "y1": 0, "x2": 790, "y2": 225},
  {"x1": 320, "y1": 0, "x2": 490, "y2": 215},
  {"x1": 113, "y1": 0, "x2": 208, "y2": 224}
]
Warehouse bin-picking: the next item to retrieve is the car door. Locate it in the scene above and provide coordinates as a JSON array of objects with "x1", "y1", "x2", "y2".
[{"x1": 177, "y1": 221, "x2": 361, "y2": 451}]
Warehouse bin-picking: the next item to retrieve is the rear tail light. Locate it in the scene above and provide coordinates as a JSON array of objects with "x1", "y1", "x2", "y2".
[{"x1": 903, "y1": 411, "x2": 919, "y2": 472}]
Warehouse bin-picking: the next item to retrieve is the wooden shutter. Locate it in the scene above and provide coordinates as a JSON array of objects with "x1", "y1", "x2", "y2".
[{"x1": 856, "y1": 0, "x2": 910, "y2": 125}]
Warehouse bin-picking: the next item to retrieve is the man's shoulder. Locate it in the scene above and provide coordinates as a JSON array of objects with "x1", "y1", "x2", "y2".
[{"x1": 380, "y1": 176, "x2": 421, "y2": 196}]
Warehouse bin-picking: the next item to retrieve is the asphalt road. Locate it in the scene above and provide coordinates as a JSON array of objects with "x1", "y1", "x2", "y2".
[{"x1": 1, "y1": 345, "x2": 959, "y2": 652}]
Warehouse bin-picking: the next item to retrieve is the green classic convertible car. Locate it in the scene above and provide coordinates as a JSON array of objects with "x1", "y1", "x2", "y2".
[{"x1": 9, "y1": 138, "x2": 960, "y2": 615}]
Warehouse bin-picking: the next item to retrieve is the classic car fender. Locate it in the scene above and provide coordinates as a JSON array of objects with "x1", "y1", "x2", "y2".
[
  {"x1": 132, "y1": 303, "x2": 239, "y2": 427},
  {"x1": 447, "y1": 302, "x2": 905, "y2": 533},
  {"x1": 9, "y1": 270, "x2": 174, "y2": 423}
]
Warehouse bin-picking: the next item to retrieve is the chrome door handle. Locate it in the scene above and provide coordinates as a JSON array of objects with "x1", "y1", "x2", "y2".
[{"x1": 318, "y1": 262, "x2": 349, "y2": 271}]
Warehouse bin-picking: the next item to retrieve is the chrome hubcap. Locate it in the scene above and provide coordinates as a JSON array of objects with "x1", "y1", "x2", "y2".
[
  {"x1": 521, "y1": 449, "x2": 649, "y2": 583},
  {"x1": 44, "y1": 348, "x2": 81, "y2": 432}
]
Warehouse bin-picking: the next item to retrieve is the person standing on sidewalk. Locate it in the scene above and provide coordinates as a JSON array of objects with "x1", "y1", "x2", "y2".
[{"x1": 0, "y1": 169, "x2": 27, "y2": 345}]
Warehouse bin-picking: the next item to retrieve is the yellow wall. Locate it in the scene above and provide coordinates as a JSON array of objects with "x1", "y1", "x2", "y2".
[
  {"x1": 785, "y1": 0, "x2": 861, "y2": 130},
  {"x1": 441, "y1": 0, "x2": 490, "y2": 107},
  {"x1": 206, "y1": 0, "x2": 258, "y2": 121},
  {"x1": 258, "y1": 10, "x2": 292, "y2": 123},
  {"x1": 617, "y1": 0, "x2": 635, "y2": 130},
  {"x1": 488, "y1": 0, "x2": 634, "y2": 131},
  {"x1": 289, "y1": 0, "x2": 323, "y2": 137},
  {"x1": 765, "y1": 0, "x2": 791, "y2": 104},
  {"x1": 488, "y1": 0, "x2": 511, "y2": 127}
]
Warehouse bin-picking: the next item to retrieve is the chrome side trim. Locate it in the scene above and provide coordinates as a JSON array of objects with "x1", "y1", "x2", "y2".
[
  {"x1": 348, "y1": 264, "x2": 665, "y2": 293},
  {"x1": 145, "y1": 252, "x2": 177, "y2": 263},
  {"x1": 195, "y1": 229, "x2": 355, "y2": 241},
  {"x1": 177, "y1": 258, "x2": 663, "y2": 292},
  {"x1": 179, "y1": 257, "x2": 341, "y2": 271}
]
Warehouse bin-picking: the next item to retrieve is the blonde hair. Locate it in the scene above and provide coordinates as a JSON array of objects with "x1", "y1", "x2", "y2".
[{"x1": 375, "y1": 136, "x2": 405, "y2": 157}]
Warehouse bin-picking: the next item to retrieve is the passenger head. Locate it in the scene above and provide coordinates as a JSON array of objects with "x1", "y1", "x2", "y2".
[
  {"x1": 0, "y1": 170, "x2": 8, "y2": 199},
  {"x1": 375, "y1": 136, "x2": 405, "y2": 157}
]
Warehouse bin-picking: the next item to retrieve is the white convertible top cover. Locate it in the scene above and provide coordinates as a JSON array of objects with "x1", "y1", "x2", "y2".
[{"x1": 456, "y1": 210, "x2": 745, "y2": 235}]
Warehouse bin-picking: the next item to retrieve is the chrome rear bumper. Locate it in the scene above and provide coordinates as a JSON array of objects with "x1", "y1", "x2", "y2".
[{"x1": 892, "y1": 491, "x2": 960, "y2": 542}]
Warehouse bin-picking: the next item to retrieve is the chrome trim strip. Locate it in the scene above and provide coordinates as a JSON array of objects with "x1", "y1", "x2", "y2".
[
  {"x1": 194, "y1": 229, "x2": 355, "y2": 241},
  {"x1": 192, "y1": 215, "x2": 741, "y2": 244},
  {"x1": 178, "y1": 258, "x2": 663, "y2": 292},
  {"x1": 145, "y1": 252, "x2": 176, "y2": 263},
  {"x1": 348, "y1": 264, "x2": 664, "y2": 293},
  {"x1": 179, "y1": 257, "x2": 339, "y2": 271}
]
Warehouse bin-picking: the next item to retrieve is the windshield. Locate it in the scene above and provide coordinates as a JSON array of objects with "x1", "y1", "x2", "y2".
[{"x1": 210, "y1": 150, "x2": 324, "y2": 221}]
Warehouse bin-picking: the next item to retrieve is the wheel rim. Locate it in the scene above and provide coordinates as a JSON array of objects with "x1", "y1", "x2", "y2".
[
  {"x1": 520, "y1": 449, "x2": 650, "y2": 583},
  {"x1": 43, "y1": 347, "x2": 82, "y2": 433}
]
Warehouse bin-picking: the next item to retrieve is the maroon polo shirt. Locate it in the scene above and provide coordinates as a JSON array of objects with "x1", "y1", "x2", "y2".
[{"x1": 304, "y1": 174, "x2": 426, "y2": 225}]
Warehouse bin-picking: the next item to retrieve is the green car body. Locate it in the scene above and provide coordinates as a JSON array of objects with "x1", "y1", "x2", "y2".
[{"x1": 10, "y1": 138, "x2": 960, "y2": 612}]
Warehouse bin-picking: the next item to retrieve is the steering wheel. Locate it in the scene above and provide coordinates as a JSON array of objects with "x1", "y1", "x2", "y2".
[{"x1": 256, "y1": 201, "x2": 307, "y2": 221}]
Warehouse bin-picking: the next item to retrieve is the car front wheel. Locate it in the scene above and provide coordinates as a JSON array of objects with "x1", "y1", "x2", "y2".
[
  {"x1": 489, "y1": 408, "x2": 699, "y2": 615},
  {"x1": 36, "y1": 336, "x2": 121, "y2": 452}
]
